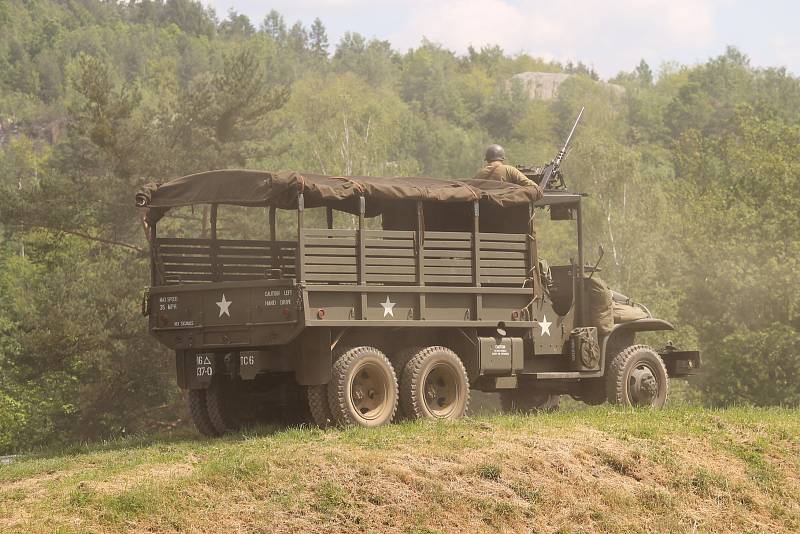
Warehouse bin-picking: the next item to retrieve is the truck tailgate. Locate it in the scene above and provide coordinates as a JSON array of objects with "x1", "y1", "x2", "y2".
[{"x1": 147, "y1": 280, "x2": 301, "y2": 349}]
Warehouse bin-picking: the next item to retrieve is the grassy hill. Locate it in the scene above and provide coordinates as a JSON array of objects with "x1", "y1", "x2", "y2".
[{"x1": 1, "y1": 407, "x2": 798, "y2": 533}]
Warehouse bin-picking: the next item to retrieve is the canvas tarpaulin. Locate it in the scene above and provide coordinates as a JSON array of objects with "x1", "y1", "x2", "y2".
[
  {"x1": 135, "y1": 169, "x2": 543, "y2": 223},
  {"x1": 584, "y1": 277, "x2": 615, "y2": 336}
]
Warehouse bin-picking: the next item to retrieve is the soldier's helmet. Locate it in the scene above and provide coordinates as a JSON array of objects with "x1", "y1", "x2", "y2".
[{"x1": 484, "y1": 144, "x2": 506, "y2": 162}]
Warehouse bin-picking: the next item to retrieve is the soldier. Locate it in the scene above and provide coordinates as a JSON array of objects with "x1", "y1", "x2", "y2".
[{"x1": 473, "y1": 144, "x2": 537, "y2": 187}]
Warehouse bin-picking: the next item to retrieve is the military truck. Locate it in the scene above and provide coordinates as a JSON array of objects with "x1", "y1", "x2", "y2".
[{"x1": 136, "y1": 169, "x2": 700, "y2": 435}]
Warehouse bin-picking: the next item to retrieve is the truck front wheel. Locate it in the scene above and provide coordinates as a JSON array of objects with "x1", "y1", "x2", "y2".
[
  {"x1": 400, "y1": 346, "x2": 470, "y2": 421},
  {"x1": 606, "y1": 344, "x2": 669, "y2": 408},
  {"x1": 327, "y1": 346, "x2": 398, "y2": 427}
]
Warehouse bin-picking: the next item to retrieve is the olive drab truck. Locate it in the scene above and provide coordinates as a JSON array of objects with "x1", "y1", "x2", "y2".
[{"x1": 136, "y1": 166, "x2": 700, "y2": 435}]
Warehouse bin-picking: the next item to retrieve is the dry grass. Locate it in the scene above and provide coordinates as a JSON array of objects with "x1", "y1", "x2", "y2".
[{"x1": 0, "y1": 406, "x2": 798, "y2": 533}]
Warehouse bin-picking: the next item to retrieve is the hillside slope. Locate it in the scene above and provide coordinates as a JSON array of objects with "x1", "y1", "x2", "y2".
[{"x1": 1, "y1": 407, "x2": 798, "y2": 533}]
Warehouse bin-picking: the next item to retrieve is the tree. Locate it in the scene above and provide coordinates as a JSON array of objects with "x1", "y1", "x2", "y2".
[
  {"x1": 309, "y1": 17, "x2": 329, "y2": 59},
  {"x1": 261, "y1": 9, "x2": 286, "y2": 44},
  {"x1": 333, "y1": 33, "x2": 397, "y2": 87},
  {"x1": 635, "y1": 59, "x2": 653, "y2": 86},
  {"x1": 287, "y1": 21, "x2": 308, "y2": 55},
  {"x1": 219, "y1": 9, "x2": 255, "y2": 39}
]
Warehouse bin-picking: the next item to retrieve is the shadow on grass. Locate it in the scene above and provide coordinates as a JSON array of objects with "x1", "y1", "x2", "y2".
[
  {"x1": 9, "y1": 404, "x2": 798, "y2": 464},
  {"x1": 13, "y1": 420, "x2": 320, "y2": 462}
]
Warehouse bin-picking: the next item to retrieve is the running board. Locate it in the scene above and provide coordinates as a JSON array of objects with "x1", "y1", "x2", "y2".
[{"x1": 533, "y1": 372, "x2": 583, "y2": 379}]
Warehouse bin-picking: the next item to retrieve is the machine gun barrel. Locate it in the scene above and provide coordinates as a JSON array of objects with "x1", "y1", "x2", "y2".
[{"x1": 539, "y1": 106, "x2": 584, "y2": 190}]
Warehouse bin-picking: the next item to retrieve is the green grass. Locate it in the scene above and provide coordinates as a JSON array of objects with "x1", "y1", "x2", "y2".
[{"x1": 1, "y1": 406, "x2": 798, "y2": 533}]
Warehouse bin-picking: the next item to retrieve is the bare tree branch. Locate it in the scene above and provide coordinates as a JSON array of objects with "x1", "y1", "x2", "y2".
[{"x1": 29, "y1": 225, "x2": 144, "y2": 253}]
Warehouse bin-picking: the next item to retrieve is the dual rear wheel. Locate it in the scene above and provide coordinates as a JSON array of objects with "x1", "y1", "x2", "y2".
[
  {"x1": 188, "y1": 374, "x2": 309, "y2": 436},
  {"x1": 308, "y1": 345, "x2": 470, "y2": 428}
]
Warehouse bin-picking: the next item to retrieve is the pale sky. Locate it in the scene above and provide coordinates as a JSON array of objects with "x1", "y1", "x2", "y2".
[{"x1": 203, "y1": 0, "x2": 800, "y2": 80}]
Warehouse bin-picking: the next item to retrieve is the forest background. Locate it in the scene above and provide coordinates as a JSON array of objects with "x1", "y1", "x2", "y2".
[{"x1": 0, "y1": 0, "x2": 798, "y2": 453}]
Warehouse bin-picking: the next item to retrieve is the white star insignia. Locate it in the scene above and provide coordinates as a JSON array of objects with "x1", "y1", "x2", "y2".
[
  {"x1": 380, "y1": 296, "x2": 396, "y2": 318},
  {"x1": 537, "y1": 314, "x2": 552, "y2": 336},
  {"x1": 216, "y1": 294, "x2": 232, "y2": 318}
]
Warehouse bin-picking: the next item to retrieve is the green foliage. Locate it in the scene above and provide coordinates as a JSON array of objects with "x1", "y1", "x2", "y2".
[{"x1": 0, "y1": 1, "x2": 799, "y2": 453}]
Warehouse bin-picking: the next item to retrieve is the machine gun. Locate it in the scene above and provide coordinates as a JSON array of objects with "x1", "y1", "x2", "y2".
[{"x1": 518, "y1": 107, "x2": 584, "y2": 191}]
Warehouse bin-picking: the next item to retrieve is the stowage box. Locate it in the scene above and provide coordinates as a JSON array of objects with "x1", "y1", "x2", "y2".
[{"x1": 478, "y1": 337, "x2": 524, "y2": 375}]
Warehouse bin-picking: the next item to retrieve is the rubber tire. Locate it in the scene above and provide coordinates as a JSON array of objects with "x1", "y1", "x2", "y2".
[
  {"x1": 205, "y1": 376, "x2": 240, "y2": 434},
  {"x1": 575, "y1": 379, "x2": 607, "y2": 406},
  {"x1": 499, "y1": 389, "x2": 560, "y2": 413},
  {"x1": 391, "y1": 346, "x2": 422, "y2": 421},
  {"x1": 327, "y1": 346, "x2": 398, "y2": 427},
  {"x1": 606, "y1": 344, "x2": 669, "y2": 408},
  {"x1": 308, "y1": 384, "x2": 335, "y2": 428},
  {"x1": 400, "y1": 346, "x2": 470, "y2": 421},
  {"x1": 188, "y1": 389, "x2": 219, "y2": 437}
]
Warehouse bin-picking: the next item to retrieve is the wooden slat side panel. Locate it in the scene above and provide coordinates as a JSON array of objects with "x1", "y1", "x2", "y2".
[
  {"x1": 480, "y1": 276, "x2": 526, "y2": 286},
  {"x1": 480, "y1": 241, "x2": 526, "y2": 251},
  {"x1": 425, "y1": 231, "x2": 472, "y2": 240},
  {"x1": 303, "y1": 247, "x2": 357, "y2": 257},
  {"x1": 162, "y1": 272, "x2": 249, "y2": 282},
  {"x1": 481, "y1": 259, "x2": 525, "y2": 268},
  {"x1": 157, "y1": 237, "x2": 300, "y2": 247},
  {"x1": 156, "y1": 237, "x2": 212, "y2": 246},
  {"x1": 304, "y1": 237, "x2": 357, "y2": 247},
  {"x1": 422, "y1": 258, "x2": 472, "y2": 267},
  {"x1": 212, "y1": 246, "x2": 281, "y2": 256},
  {"x1": 480, "y1": 267, "x2": 527, "y2": 276},
  {"x1": 365, "y1": 265, "x2": 416, "y2": 275},
  {"x1": 362, "y1": 248, "x2": 415, "y2": 257},
  {"x1": 425, "y1": 266, "x2": 472, "y2": 276},
  {"x1": 305, "y1": 264, "x2": 358, "y2": 274},
  {"x1": 364, "y1": 230, "x2": 415, "y2": 239},
  {"x1": 365, "y1": 274, "x2": 416, "y2": 283},
  {"x1": 364, "y1": 238, "x2": 414, "y2": 248},
  {"x1": 478, "y1": 233, "x2": 527, "y2": 242},
  {"x1": 215, "y1": 256, "x2": 296, "y2": 266},
  {"x1": 160, "y1": 255, "x2": 213, "y2": 265},
  {"x1": 424, "y1": 275, "x2": 474, "y2": 284},
  {"x1": 163, "y1": 264, "x2": 213, "y2": 274},
  {"x1": 303, "y1": 229, "x2": 358, "y2": 237},
  {"x1": 423, "y1": 240, "x2": 471, "y2": 250},
  {"x1": 158, "y1": 245, "x2": 211, "y2": 256},
  {"x1": 424, "y1": 250, "x2": 472, "y2": 258},
  {"x1": 221, "y1": 265, "x2": 282, "y2": 275},
  {"x1": 479, "y1": 250, "x2": 526, "y2": 259},
  {"x1": 366, "y1": 257, "x2": 415, "y2": 266},
  {"x1": 305, "y1": 273, "x2": 358, "y2": 282},
  {"x1": 306, "y1": 256, "x2": 357, "y2": 265}
]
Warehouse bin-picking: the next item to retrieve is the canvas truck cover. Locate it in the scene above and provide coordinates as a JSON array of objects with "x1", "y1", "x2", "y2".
[{"x1": 135, "y1": 169, "x2": 543, "y2": 223}]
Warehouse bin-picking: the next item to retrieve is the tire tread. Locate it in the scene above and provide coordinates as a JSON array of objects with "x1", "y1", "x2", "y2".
[
  {"x1": 188, "y1": 389, "x2": 219, "y2": 437},
  {"x1": 308, "y1": 384, "x2": 334, "y2": 428},
  {"x1": 400, "y1": 346, "x2": 469, "y2": 420},
  {"x1": 606, "y1": 344, "x2": 669, "y2": 407},
  {"x1": 327, "y1": 346, "x2": 398, "y2": 426}
]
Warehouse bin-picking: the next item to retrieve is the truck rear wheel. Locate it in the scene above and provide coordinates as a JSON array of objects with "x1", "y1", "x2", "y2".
[
  {"x1": 307, "y1": 385, "x2": 334, "y2": 428},
  {"x1": 391, "y1": 346, "x2": 422, "y2": 421},
  {"x1": 499, "y1": 390, "x2": 560, "y2": 413},
  {"x1": 606, "y1": 344, "x2": 669, "y2": 408},
  {"x1": 188, "y1": 389, "x2": 219, "y2": 436},
  {"x1": 205, "y1": 376, "x2": 241, "y2": 434},
  {"x1": 400, "y1": 346, "x2": 469, "y2": 421},
  {"x1": 327, "y1": 346, "x2": 398, "y2": 427}
]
